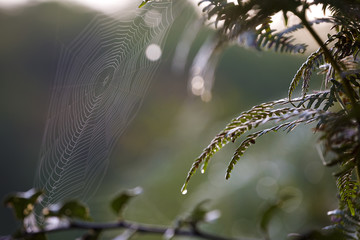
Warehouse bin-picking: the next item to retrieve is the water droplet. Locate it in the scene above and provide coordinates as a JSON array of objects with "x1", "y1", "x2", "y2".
[
  {"x1": 181, "y1": 189, "x2": 188, "y2": 195},
  {"x1": 201, "y1": 169, "x2": 205, "y2": 174}
]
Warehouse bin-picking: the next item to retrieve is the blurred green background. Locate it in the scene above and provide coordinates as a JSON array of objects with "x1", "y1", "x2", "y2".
[{"x1": 0, "y1": 1, "x2": 338, "y2": 239}]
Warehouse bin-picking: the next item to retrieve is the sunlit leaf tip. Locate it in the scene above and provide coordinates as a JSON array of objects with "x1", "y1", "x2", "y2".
[
  {"x1": 200, "y1": 161, "x2": 209, "y2": 174},
  {"x1": 138, "y1": 0, "x2": 150, "y2": 8},
  {"x1": 225, "y1": 172, "x2": 231, "y2": 180}
]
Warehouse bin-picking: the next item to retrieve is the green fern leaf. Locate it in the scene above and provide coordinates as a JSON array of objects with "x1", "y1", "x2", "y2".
[
  {"x1": 226, "y1": 109, "x2": 320, "y2": 179},
  {"x1": 288, "y1": 49, "x2": 324, "y2": 100},
  {"x1": 182, "y1": 96, "x2": 325, "y2": 192},
  {"x1": 337, "y1": 172, "x2": 358, "y2": 216}
]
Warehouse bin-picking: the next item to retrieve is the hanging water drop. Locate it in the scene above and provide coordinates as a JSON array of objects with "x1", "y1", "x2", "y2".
[
  {"x1": 181, "y1": 184, "x2": 188, "y2": 195},
  {"x1": 201, "y1": 169, "x2": 205, "y2": 174}
]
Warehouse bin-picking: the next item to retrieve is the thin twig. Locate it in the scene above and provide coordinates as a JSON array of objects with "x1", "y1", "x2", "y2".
[{"x1": 19, "y1": 219, "x2": 258, "y2": 240}]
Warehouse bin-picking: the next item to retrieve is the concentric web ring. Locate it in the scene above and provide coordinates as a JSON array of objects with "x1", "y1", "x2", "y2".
[{"x1": 34, "y1": 0, "x2": 189, "y2": 210}]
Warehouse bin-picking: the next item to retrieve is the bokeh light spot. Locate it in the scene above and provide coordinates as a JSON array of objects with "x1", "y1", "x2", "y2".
[
  {"x1": 256, "y1": 176, "x2": 278, "y2": 199},
  {"x1": 191, "y1": 76, "x2": 204, "y2": 96},
  {"x1": 146, "y1": 43, "x2": 162, "y2": 61}
]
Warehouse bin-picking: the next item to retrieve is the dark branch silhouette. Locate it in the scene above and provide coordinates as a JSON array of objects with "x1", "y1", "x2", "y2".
[{"x1": 17, "y1": 219, "x2": 257, "y2": 240}]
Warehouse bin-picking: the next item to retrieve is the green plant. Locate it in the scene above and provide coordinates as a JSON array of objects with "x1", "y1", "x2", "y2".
[
  {"x1": 4, "y1": 0, "x2": 360, "y2": 239},
  {"x1": 3, "y1": 188, "x2": 238, "y2": 240},
  {"x1": 181, "y1": 0, "x2": 360, "y2": 238}
]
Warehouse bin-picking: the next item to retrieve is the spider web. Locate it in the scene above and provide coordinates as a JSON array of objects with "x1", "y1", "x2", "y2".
[{"x1": 34, "y1": 0, "x2": 189, "y2": 209}]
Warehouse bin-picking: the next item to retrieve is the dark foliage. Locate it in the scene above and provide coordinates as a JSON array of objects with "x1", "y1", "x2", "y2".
[{"x1": 183, "y1": 0, "x2": 360, "y2": 239}]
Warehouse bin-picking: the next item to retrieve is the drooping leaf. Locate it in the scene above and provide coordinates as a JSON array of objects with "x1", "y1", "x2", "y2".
[
  {"x1": 226, "y1": 110, "x2": 320, "y2": 179},
  {"x1": 182, "y1": 96, "x2": 325, "y2": 192},
  {"x1": 111, "y1": 187, "x2": 143, "y2": 217},
  {"x1": 183, "y1": 200, "x2": 220, "y2": 225},
  {"x1": 4, "y1": 189, "x2": 43, "y2": 221},
  {"x1": 256, "y1": 23, "x2": 307, "y2": 54},
  {"x1": 43, "y1": 200, "x2": 91, "y2": 221},
  {"x1": 288, "y1": 49, "x2": 324, "y2": 100},
  {"x1": 336, "y1": 172, "x2": 358, "y2": 216}
]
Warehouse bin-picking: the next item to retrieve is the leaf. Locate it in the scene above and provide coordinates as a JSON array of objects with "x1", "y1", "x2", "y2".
[
  {"x1": 260, "y1": 190, "x2": 299, "y2": 238},
  {"x1": 288, "y1": 49, "x2": 324, "y2": 100},
  {"x1": 336, "y1": 172, "x2": 358, "y2": 216},
  {"x1": 226, "y1": 109, "x2": 319, "y2": 179},
  {"x1": 260, "y1": 203, "x2": 281, "y2": 238},
  {"x1": 111, "y1": 187, "x2": 143, "y2": 217},
  {"x1": 187, "y1": 200, "x2": 210, "y2": 223},
  {"x1": 4, "y1": 189, "x2": 43, "y2": 220},
  {"x1": 182, "y1": 96, "x2": 325, "y2": 192},
  {"x1": 185, "y1": 200, "x2": 220, "y2": 224},
  {"x1": 43, "y1": 200, "x2": 91, "y2": 221},
  {"x1": 256, "y1": 26, "x2": 307, "y2": 54}
]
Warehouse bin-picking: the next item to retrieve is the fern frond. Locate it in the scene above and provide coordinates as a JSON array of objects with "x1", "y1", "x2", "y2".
[
  {"x1": 314, "y1": 102, "x2": 360, "y2": 216},
  {"x1": 256, "y1": 24, "x2": 307, "y2": 54},
  {"x1": 326, "y1": 209, "x2": 359, "y2": 239},
  {"x1": 337, "y1": 171, "x2": 358, "y2": 216},
  {"x1": 288, "y1": 48, "x2": 325, "y2": 100},
  {"x1": 332, "y1": 30, "x2": 360, "y2": 60},
  {"x1": 324, "y1": 85, "x2": 338, "y2": 110},
  {"x1": 320, "y1": 0, "x2": 360, "y2": 23},
  {"x1": 278, "y1": 18, "x2": 333, "y2": 36},
  {"x1": 182, "y1": 95, "x2": 327, "y2": 192},
  {"x1": 226, "y1": 111, "x2": 319, "y2": 179},
  {"x1": 288, "y1": 15, "x2": 360, "y2": 101},
  {"x1": 198, "y1": 0, "x2": 309, "y2": 53},
  {"x1": 303, "y1": 91, "x2": 328, "y2": 109},
  {"x1": 294, "y1": 87, "x2": 339, "y2": 111},
  {"x1": 256, "y1": 18, "x2": 332, "y2": 54},
  {"x1": 322, "y1": 19, "x2": 360, "y2": 62}
]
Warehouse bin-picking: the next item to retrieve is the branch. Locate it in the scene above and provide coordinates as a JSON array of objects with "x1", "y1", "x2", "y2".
[
  {"x1": 19, "y1": 219, "x2": 257, "y2": 240},
  {"x1": 5, "y1": 189, "x2": 260, "y2": 240}
]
